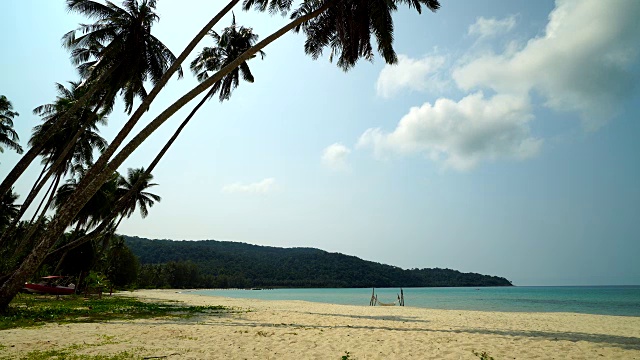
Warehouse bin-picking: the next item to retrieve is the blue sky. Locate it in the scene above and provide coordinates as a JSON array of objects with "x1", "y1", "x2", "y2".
[{"x1": 1, "y1": 0, "x2": 639, "y2": 286}]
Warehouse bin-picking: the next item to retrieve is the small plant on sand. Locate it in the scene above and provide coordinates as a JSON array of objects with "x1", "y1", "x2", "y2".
[
  {"x1": 472, "y1": 350, "x2": 495, "y2": 360},
  {"x1": 341, "y1": 351, "x2": 354, "y2": 360}
]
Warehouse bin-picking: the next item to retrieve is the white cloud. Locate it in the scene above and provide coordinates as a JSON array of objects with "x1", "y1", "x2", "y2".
[
  {"x1": 468, "y1": 15, "x2": 517, "y2": 39},
  {"x1": 376, "y1": 54, "x2": 446, "y2": 98},
  {"x1": 357, "y1": 92, "x2": 542, "y2": 171},
  {"x1": 454, "y1": 0, "x2": 640, "y2": 131},
  {"x1": 222, "y1": 178, "x2": 276, "y2": 194},
  {"x1": 322, "y1": 143, "x2": 351, "y2": 171}
]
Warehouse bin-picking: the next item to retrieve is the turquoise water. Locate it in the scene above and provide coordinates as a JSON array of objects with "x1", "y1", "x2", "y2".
[{"x1": 194, "y1": 286, "x2": 640, "y2": 317}]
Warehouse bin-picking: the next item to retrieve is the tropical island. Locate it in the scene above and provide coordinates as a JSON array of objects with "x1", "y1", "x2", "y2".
[{"x1": 125, "y1": 235, "x2": 513, "y2": 289}]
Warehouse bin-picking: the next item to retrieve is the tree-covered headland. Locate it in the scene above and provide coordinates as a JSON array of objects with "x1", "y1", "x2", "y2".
[{"x1": 126, "y1": 236, "x2": 513, "y2": 289}]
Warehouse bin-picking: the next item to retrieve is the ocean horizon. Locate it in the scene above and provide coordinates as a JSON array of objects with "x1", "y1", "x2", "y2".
[{"x1": 194, "y1": 285, "x2": 640, "y2": 317}]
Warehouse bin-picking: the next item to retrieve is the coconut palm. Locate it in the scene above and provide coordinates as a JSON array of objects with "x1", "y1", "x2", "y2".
[
  {"x1": 45, "y1": 167, "x2": 161, "y2": 265},
  {"x1": 28, "y1": 82, "x2": 108, "y2": 221},
  {"x1": 0, "y1": 0, "x2": 442, "y2": 310},
  {"x1": 50, "y1": 16, "x2": 264, "y2": 254},
  {"x1": 0, "y1": 95, "x2": 23, "y2": 156},
  {"x1": 0, "y1": 0, "x2": 184, "y2": 200},
  {"x1": 63, "y1": 0, "x2": 183, "y2": 113},
  {"x1": 191, "y1": 14, "x2": 265, "y2": 102},
  {"x1": 0, "y1": 189, "x2": 19, "y2": 230},
  {"x1": 116, "y1": 167, "x2": 161, "y2": 221},
  {"x1": 54, "y1": 170, "x2": 120, "y2": 232},
  {"x1": 31, "y1": 82, "x2": 108, "y2": 178},
  {"x1": 0, "y1": 83, "x2": 109, "y2": 242}
]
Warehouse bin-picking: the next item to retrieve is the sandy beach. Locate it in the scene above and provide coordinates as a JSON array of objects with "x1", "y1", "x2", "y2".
[{"x1": 1, "y1": 289, "x2": 639, "y2": 359}]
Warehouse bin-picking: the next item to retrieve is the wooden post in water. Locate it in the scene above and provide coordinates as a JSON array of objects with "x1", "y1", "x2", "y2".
[
  {"x1": 400, "y1": 288, "x2": 404, "y2": 306},
  {"x1": 370, "y1": 288, "x2": 375, "y2": 306}
]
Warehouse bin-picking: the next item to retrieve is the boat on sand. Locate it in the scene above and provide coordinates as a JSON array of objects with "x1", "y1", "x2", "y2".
[{"x1": 24, "y1": 276, "x2": 76, "y2": 295}]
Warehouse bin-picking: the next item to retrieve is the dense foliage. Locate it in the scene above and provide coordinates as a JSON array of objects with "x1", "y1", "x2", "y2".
[{"x1": 125, "y1": 236, "x2": 513, "y2": 289}]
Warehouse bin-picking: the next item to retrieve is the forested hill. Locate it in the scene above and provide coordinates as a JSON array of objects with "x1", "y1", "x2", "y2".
[{"x1": 123, "y1": 236, "x2": 513, "y2": 288}]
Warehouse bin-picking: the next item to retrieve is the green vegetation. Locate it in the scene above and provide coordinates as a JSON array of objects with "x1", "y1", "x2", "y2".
[
  {"x1": 341, "y1": 351, "x2": 354, "y2": 360},
  {"x1": 126, "y1": 236, "x2": 513, "y2": 288},
  {"x1": 10, "y1": 349, "x2": 142, "y2": 360},
  {"x1": 0, "y1": 293, "x2": 227, "y2": 330},
  {"x1": 0, "y1": 95, "x2": 23, "y2": 156},
  {"x1": 472, "y1": 350, "x2": 495, "y2": 360}
]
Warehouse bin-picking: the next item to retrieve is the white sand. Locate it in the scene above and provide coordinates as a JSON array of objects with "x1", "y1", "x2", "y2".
[{"x1": 1, "y1": 289, "x2": 639, "y2": 359}]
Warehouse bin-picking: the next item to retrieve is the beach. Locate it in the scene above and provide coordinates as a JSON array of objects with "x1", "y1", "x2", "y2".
[{"x1": 2, "y1": 289, "x2": 639, "y2": 359}]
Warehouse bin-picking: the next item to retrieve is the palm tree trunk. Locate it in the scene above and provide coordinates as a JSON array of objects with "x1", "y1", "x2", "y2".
[
  {"x1": 0, "y1": 66, "x2": 115, "y2": 199},
  {"x1": 109, "y1": 88, "x2": 216, "y2": 224},
  {"x1": 9, "y1": 0, "x2": 243, "y2": 261},
  {"x1": 61, "y1": 0, "x2": 242, "y2": 203},
  {"x1": 53, "y1": 251, "x2": 68, "y2": 275},
  {"x1": 28, "y1": 175, "x2": 58, "y2": 224},
  {"x1": 0, "y1": 0, "x2": 327, "y2": 312},
  {"x1": 37, "y1": 175, "x2": 61, "y2": 222},
  {"x1": 0, "y1": 98, "x2": 104, "y2": 250},
  {"x1": 5, "y1": 126, "x2": 84, "y2": 227},
  {"x1": 32, "y1": 88, "x2": 214, "y2": 265},
  {"x1": 0, "y1": 160, "x2": 50, "y2": 248}
]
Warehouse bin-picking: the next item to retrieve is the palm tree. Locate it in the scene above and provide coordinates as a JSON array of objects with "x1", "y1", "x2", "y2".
[
  {"x1": 191, "y1": 14, "x2": 265, "y2": 102},
  {"x1": 0, "y1": 95, "x2": 23, "y2": 156},
  {"x1": 54, "y1": 170, "x2": 120, "y2": 232},
  {"x1": 116, "y1": 167, "x2": 161, "y2": 223},
  {"x1": 0, "y1": 0, "x2": 442, "y2": 310},
  {"x1": 63, "y1": 0, "x2": 183, "y2": 113},
  {"x1": 39, "y1": 15, "x2": 264, "y2": 261},
  {"x1": 45, "y1": 167, "x2": 160, "y2": 265},
  {"x1": 0, "y1": 83, "x2": 109, "y2": 245},
  {"x1": 30, "y1": 82, "x2": 108, "y2": 210},
  {"x1": 0, "y1": 0, "x2": 186, "y2": 200},
  {"x1": 0, "y1": 189, "x2": 19, "y2": 230}
]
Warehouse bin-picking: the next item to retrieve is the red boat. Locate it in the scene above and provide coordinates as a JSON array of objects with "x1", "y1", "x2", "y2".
[{"x1": 24, "y1": 276, "x2": 76, "y2": 295}]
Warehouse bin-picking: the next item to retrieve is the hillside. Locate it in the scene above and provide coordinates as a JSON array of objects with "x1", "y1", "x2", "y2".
[{"x1": 123, "y1": 236, "x2": 513, "y2": 288}]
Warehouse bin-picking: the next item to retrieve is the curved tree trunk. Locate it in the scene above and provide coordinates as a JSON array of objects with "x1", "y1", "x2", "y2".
[
  {"x1": 2, "y1": 126, "x2": 86, "y2": 236},
  {"x1": 43, "y1": 89, "x2": 215, "y2": 265},
  {"x1": 42, "y1": 2, "x2": 332, "y2": 250},
  {"x1": 0, "y1": 0, "x2": 335, "y2": 311},
  {"x1": 0, "y1": 68, "x2": 114, "y2": 199},
  {"x1": 28, "y1": 175, "x2": 59, "y2": 224},
  {"x1": 0, "y1": 161, "x2": 48, "y2": 248},
  {"x1": 119, "y1": 89, "x2": 215, "y2": 210},
  {"x1": 0, "y1": 2, "x2": 243, "y2": 311}
]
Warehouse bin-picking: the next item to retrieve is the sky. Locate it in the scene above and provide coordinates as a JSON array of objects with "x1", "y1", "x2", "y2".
[{"x1": 1, "y1": 0, "x2": 639, "y2": 286}]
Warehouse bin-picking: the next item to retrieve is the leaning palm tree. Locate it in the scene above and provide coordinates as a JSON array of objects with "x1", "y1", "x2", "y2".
[
  {"x1": 115, "y1": 167, "x2": 161, "y2": 224},
  {"x1": 30, "y1": 82, "x2": 108, "y2": 211},
  {"x1": 0, "y1": 95, "x2": 23, "y2": 156},
  {"x1": 63, "y1": 0, "x2": 184, "y2": 113},
  {"x1": 0, "y1": 83, "x2": 109, "y2": 246},
  {"x1": 0, "y1": 0, "x2": 183, "y2": 200},
  {"x1": 0, "y1": 0, "x2": 442, "y2": 311},
  {"x1": 53, "y1": 170, "x2": 120, "y2": 232},
  {"x1": 191, "y1": 14, "x2": 266, "y2": 102},
  {"x1": 45, "y1": 167, "x2": 160, "y2": 265},
  {"x1": 67, "y1": 16, "x2": 264, "y2": 251}
]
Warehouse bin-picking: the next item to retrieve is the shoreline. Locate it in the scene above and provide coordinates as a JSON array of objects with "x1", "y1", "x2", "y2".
[{"x1": 1, "y1": 289, "x2": 639, "y2": 359}]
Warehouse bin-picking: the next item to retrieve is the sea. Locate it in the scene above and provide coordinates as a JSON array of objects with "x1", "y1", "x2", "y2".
[{"x1": 194, "y1": 286, "x2": 640, "y2": 317}]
